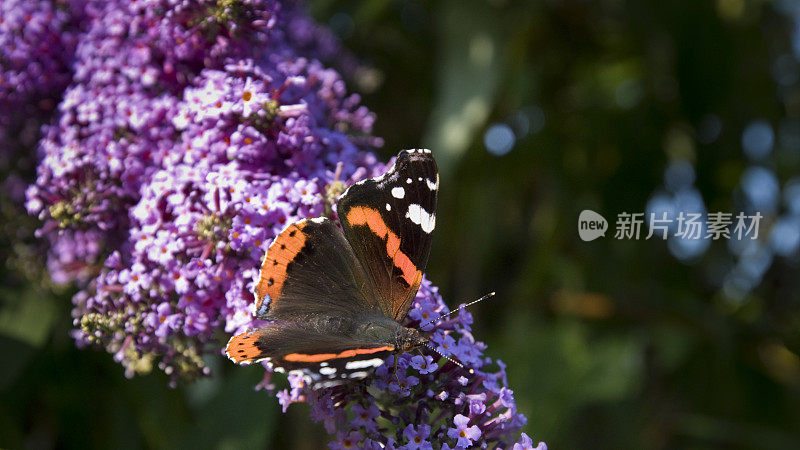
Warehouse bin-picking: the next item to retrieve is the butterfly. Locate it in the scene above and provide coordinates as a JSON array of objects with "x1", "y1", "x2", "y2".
[{"x1": 226, "y1": 149, "x2": 439, "y2": 386}]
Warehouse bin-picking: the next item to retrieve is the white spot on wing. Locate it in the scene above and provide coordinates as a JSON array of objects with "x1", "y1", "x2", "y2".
[
  {"x1": 311, "y1": 217, "x2": 325, "y2": 224},
  {"x1": 348, "y1": 371, "x2": 369, "y2": 379},
  {"x1": 386, "y1": 203, "x2": 391, "y2": 211},
  {"x1": 406, "y1": 204, "x2": 436, "y2": 233},
  {"x1": 391, "y1": 186, "x2": 405, "y2": 199},
  {"x1": 406, "y1": 178, "x2": 412, "y2": 184},
  {"x1": 319, "y1": 366, "x2": 337, "y2": 376},
  {"x1": 344, "y1": 358, "x2": 385, "y2": 370},
  {"x1": 426, "y1": 178, "x2": 438, "y2": 190}
]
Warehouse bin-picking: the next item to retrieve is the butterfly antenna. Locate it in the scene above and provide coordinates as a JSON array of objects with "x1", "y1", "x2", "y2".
[
  {"x1": 424, "y1": 343, "x2": 474, "y2": 374},
  {"x1": 420, "y1": 292, "x2": 496, "y2": 328}
]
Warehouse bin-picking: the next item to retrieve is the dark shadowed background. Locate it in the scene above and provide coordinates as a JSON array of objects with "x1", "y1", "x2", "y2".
[{"x1": 3, "y1": 0, "x2": 800, "y2": 448}]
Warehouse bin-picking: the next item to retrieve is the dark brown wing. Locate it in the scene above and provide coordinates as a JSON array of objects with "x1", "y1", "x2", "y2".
[
  {"x1": 337, "y1": 149, "x2": 438, "y2": 322},
  {"x1": 253, "y1": 217, "x2": 381, "y2": 321},
  {"x1": 226, "y1": 323, "x2": 394, "y2": 386}
]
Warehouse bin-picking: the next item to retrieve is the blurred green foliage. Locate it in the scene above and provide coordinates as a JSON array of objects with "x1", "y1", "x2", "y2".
[{"x1": 3, "y1": 0, "x2": 800, "y2": 448}]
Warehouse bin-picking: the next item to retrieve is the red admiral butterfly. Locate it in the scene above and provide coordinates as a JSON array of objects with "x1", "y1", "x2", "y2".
[{"x1": 226, "y1": 149, "x2": 440, "y2": 386}]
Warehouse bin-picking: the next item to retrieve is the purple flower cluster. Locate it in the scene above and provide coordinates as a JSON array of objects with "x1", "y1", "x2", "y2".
[
  {"x1": 270, "y1": 279, "x2": 541, "y2": 449},
  {"x1": 0, "y1": 0, "x2": 87, "y2": 158},
  {"x1": 25, "y1": 0, "x2": 381, "y2": 380},
  {"x1": 26, "y1": 0, "x2": 271, "y2": 282}
]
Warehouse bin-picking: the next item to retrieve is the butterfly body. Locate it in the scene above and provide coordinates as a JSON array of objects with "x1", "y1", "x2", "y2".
[{"x1": 227, "y1": 149, "x2": 437, "y2": 385}]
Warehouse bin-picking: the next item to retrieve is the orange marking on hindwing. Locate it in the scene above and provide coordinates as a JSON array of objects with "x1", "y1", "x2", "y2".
[
  {"x1": 254, "y1": 221, "x2": 308, "y2": 313},
  {"x1": 284, "y1": 345, "x2": 395, "y2": 362},
  {"x1": 226, "y1": 332, "x2": 262, "y2": 364},
  {"x1": 346, "y1": 206, "x2": 421, "y2": 288}
]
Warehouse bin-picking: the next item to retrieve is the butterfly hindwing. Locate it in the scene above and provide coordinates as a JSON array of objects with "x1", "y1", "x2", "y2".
[
  {"x1": 226, "y1": 323, "x2": 394, "y2": 386},
  {"x1": 337, "y1": 149, "x2": 438, "y2": 321},
  {"x1": 254, "y1": 217, "x2": 381, "y2": 321}
]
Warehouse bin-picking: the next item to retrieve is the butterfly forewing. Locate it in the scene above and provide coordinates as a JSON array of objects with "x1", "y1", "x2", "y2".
[
  {"x1": 337, "y1": 149, "x2": 438, "y2": 321},
  {"x1": 254, "y1": 217, "x2": 381, "y2": 321}
]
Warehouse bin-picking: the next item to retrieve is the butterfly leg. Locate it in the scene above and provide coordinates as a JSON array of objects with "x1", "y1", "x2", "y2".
[{"x1": 392, "y1": 354, "x2": 399, "y2": 382}]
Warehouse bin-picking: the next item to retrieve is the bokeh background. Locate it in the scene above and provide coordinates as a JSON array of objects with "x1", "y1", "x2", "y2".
[{"x1": 3, "y1": 0, "x2": 800, "y2": 448}]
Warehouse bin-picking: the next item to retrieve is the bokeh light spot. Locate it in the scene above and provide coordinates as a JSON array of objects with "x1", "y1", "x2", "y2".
[
  {"x1": 742, "y1": 120, "x2": 774, "y2": 161},
  {"x1": 663, "y1": 160, "x2": 696, "y2": 193},
  {"x1": 697, "y1": 114, "x2": 722, "y2": 144},
  {"x1": 770, "y1": 216, "x2": 800, "y2": 257},
  {"x1": 484, "y1": 124, "x2": 515, "y2": 156},
  {"x1": 740, "y1": 166, "x2": 780, "y2": 214}
]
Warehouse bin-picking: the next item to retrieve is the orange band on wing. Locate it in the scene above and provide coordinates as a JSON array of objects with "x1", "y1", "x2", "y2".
[
  {"x1": 284, "y1": 345, "x2": 395, "y2": 362},
  {"x1": 345, "y1": 206, "x2": 421, "y2": 287},
  {"x1": 254, "y1": 221, "x2": 308, "y2": 311}
]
